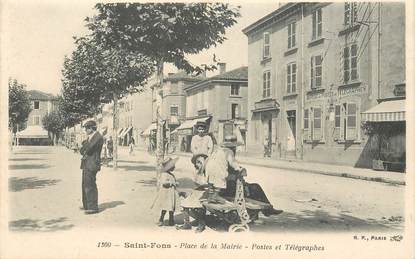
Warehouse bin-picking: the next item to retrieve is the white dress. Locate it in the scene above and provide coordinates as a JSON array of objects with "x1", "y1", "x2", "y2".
[{"x1": 205, "y1": 148, "x2": 228, "y2": 189}]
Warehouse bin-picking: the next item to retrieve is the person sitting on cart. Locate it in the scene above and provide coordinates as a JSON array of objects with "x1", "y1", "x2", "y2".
[
  {"x1": 176, "y1": 153, "x2": 209, "y2": 232},
  {"x1": 205, "y1": 135, "x2": 243, "y2": 200}
]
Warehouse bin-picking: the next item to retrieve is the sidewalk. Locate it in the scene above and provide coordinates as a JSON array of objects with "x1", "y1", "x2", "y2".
[{"x1": 129, "y1": 146, "x2": 405, "y2": 186}]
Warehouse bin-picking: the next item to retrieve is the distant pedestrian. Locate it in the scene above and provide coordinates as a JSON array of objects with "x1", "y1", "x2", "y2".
[
  {"x1": 107, "y1": 136, "x2": 114, "y2": 159},
  {"x1": 80, "y1": 120, "x2": 104, "y2": 214},
  {"x1": 129, "y1": 137, "x2": 135, "y2": 155},
  {"x1": 263, "y1": 137, "x2": 270, "y2": 157},
  {"x1": 151, "y1": 157, "x2": 180, "y2": 226}
]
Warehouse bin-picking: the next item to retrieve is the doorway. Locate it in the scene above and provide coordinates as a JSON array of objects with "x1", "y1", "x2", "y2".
[{"x1": 286, "y1": 110, "x2": 296, "y2": 154}]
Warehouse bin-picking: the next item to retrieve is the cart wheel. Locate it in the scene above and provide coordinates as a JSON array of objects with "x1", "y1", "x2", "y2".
[{"x1": 228, "y1": 224, "x2": 250, "y2": 233}]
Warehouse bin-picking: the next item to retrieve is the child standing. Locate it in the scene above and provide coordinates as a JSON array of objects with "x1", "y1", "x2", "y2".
[{"x1": 152, "y1": 157, "x2": 180, "y2": 226}]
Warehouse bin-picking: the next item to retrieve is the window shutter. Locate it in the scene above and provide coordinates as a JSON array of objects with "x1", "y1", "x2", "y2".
[
  {"x1": 303, "y1": 109, "x2": 310, "y2": 142},
  {"x1": 334, "y1": 105, "x2": 341, "y2": 140},
  {"x1": 338, "y1": 49, "x2": 344, "y2": 84},
  {"x1": 310, "y1": 57, "x2": 315, "y2": 89},
  {"x1": 346, "y1": 103, "x2": 358, "y2": 140},
  {"x1": 312, "y1": 107, "x2": 322, "y2": 141},
  {"x1": 340, "y1": 104, "x2": 346, "y2": 140}
]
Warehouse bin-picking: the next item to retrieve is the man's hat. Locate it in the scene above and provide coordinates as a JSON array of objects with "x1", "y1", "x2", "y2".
[
  {"x1": 221, "y1": 135, "x2": 242, "y2": 148},
  {"x1": 83, "y1": 120, "x2": 97, "y2": 129},
  {"x1": 161, "y1": 157, "x2": 179, "y2": 172},
  {"x1": 191, "y1": 154, "x2": 208, "y2": 165},
  {"x1": 195, "y1": 121, "x2": 207, "y2": 129}
]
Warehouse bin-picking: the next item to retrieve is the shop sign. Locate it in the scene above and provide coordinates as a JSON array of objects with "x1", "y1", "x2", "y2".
[{"x1": 178, "y1": 128, "x2": 193, "y2": 135}]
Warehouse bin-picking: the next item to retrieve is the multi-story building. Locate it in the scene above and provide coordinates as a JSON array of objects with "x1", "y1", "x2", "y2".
[
  {"x1": 17, "y1": 90, "x2": 57, "y2": 145},
  {"x1": 178, "y1": 64, "x2": 248, "y2": 151},
  {"x1": 99, "y1": 88, "x2": 154, "y2": 148},
  {"x1": 243, "y1": 2, "x2": 405, "y2": 168}
]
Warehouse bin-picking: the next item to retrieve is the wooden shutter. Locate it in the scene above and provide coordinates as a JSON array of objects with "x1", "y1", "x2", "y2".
[
  {"x1": 313, "y1": 107, "x2": 322, "y2": 141},
  {"x1": 333, "y1": 105, "x2": 341, "y2": 140},
  {"x1": 346, "y1": 103, "x2": 358, "y2": 140},
  {"x1": 303, "y1": 109, "x2": 310, "y2": 141}
]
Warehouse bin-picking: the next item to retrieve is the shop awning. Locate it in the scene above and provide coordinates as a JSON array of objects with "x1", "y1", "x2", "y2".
[
  {"x1": 175, "y1": 117, "x2": 209, "y2": 131},
  {"x1": 119, "y1": 127, "x2": 132, "y2": 138},
  {"x1": 141, "y1": 123, "x2": 157, "y2": 136},
  {"x1": 361, "y1": 99, "x2": 405, "y2": 122},
  {"x1": 116, "y1": 128, "x2": 124, "y2": 138},
  {"x1": 16, "y1": 126, "x2": 49, "y2": 139}
]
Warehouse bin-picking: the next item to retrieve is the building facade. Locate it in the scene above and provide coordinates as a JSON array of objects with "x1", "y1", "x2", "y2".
[
  {"x1": 17, "y1": 90, "x2": 57, "y2": 145},
  {"x1": 180, "y1": 65, "x2": 248, "y2": 151},
  {"x1": 243, "y1": 2, "x2": 405, "y2": 167}
]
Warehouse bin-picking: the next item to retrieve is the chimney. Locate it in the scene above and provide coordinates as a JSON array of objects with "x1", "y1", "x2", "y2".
[{"x1": 218, "y1": 62, "x2": 226, "y2": 75}]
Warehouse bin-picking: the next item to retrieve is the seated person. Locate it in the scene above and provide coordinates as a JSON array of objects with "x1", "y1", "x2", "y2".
[
  {"x1": 177, "y1": 154, "x2": 209, "y2": 232},
  {"x1": 205, "y1": 135, "x2": 243, "y2": 200}
]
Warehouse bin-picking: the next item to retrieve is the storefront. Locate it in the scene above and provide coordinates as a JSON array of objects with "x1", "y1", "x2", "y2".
[
  {"x1": 248, "y1": 99, "x2": 280, "y2": 157},
  {"x1": 175, "y1": 117, "x2": 210, "y2": 152},
  {"x1": 16, "y1": 125, "x2": 51, "y2": 146},
  {"x1": 141, "y1": 123, "x2": 157, "y2": 152},
  {"x1": 361, "y1": 98, "x2": 405, "y2": 172}
]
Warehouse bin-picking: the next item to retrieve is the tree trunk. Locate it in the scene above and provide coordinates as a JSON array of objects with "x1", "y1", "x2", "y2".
[
  {"x1": 113, "y1": 92, "x2": 119, "y2": 169},
  {"x1": 155, "y1": 60, "x2": 165, "y2": 180}
]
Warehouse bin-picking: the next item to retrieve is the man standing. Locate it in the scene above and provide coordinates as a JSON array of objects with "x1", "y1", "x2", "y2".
[
  {"x1": 106, "y1": 136, "x2": 113, "y2": 159},
  {"x1": 190, "y1": 121, "x2": 213, "y2": 157},
  {"x1": 80, "y1": 120, "x2": 104, "y2": 214}
]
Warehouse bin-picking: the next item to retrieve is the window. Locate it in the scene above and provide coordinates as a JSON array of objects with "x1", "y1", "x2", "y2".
[
  {"x1": 303, "y1": 109, "x2": 310, "y2": 141},
  {"x1": 230, "y1": 84, "x2": 240, "y2": 96},
  {"x1": 33, "y1": 115, "x2": 40, "y2": 125},
  {"x1": 346, "y1": 103, "x2": 357, "y2": 140},
  {"x1": 288, "y1": 22, "x2": 296, "y2": 49},
  {"x1": 170, "y1": 105, "x2": 179, "y2": 116},
  {"x1": 287, "y1": 63, "x2": 297, "y2": 94},
  {"x1": 231, "y1": 103, "x2": 239, "y2": 119},
  {"x1": 34, "y1": 101, "x2": 39, "y2": 110},
  {"x1": 224, "y1": 124, "x2": 234, "y2": 141},
  {"x1": 344, "y1": 2, "x2": 358, "y2": 26},
  {"x1": 198, "y1": 109, "x2": 207, "y2": 116},
  {"x1": 263, "y1": 32, "x2": 270, "y2": 59},
  {"x1": 312, "y1": 9, "x2": 322, "y2": 40},
  {"x1": 311, "y1": 55, "x2": 322, "y2": 89},
  {"x1": 263, "y1": 71, "x2": 271, "y2": 98},
  {"x1": 343, "y1": 44, "x2": 358, "y2": 83},
  {"x1": 311, "y1": 107, "x2": 323, "y2": 141},
  {"x1": 335, "y1": 103, "x2": 358, "y2": 141},
  {"x1": 170, "y1": 83, "x2": 178, "y2": 94}
]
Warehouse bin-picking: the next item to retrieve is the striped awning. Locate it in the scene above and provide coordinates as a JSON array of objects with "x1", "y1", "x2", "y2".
[{"x1": 361, "y1": 99, "x2": 405, "y2": 122}]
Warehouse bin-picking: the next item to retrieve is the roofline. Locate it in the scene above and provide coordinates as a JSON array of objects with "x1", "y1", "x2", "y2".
[
  {"x1": 242, "y1": 3, "x2": 300, "y2": 35},
  {"x1": 183, "y1": 78, "x2": 248, "y2": 92}
]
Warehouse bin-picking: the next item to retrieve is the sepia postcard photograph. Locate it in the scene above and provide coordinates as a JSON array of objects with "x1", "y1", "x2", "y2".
[{"x1": 1, "y1": 0, "x2": 414, "y2": 258}]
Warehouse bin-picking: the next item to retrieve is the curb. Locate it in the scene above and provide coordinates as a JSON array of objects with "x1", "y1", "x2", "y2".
[
  {"x1": 172, "y1": 152, "x2": 405, "y2": 186},
  {"x1": 121, "y1": 148, "x2": 405, "y2": 186}
]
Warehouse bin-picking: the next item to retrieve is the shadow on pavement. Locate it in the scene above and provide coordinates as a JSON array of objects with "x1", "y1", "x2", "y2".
[
  {"x1": 9, "y1": 164, "x2": 52, "y2": 170},
  {"x1": 99, "y1": 201, "x2": 126, "y2": 212},
  {"x1": 118, "y1": 165, "x2": 156, "y2": 172},
  {"x1": 9, "y1": 177, "x2": 60, "y2": 192},
  {"x1": 136, "y1": 178, "x2": 157, "y2": 187},
  {"x1": 249, "y1": 209, "x2": 403, "y2": 232},
  {"x1": 9, "y1": 217, "x2": 74, "y2": 232},
  {"x1": 14, "y1": 152, "x2": 52, "y2": 155},
  {"x1": 117, "y1": 160, "x2": 148, "y2": 164},
  {"x1": 8, "y1": 158, "x2": 46, "y2": 162},
  {"x1": 172, "y1": 210, "x2": 403, "y2": 233}
]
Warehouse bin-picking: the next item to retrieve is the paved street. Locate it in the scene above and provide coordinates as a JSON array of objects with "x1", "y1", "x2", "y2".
[{"x1": 8, "y1": 146, "x2": 404, "y2": 233}]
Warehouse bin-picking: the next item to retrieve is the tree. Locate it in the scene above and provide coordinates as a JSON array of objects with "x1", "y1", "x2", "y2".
[
  {"x1": 42, "y1": 110, "x2": 65, "y2": 145},
  {"x1": 87, "y1": 3, "x2": 240, "y2": 176},
  {"x1": 8, "y1": 78, "x2": 32, "y2": 133},
  {"x1": 61, "y1": 36, "x2": 154, "y2": 168}
]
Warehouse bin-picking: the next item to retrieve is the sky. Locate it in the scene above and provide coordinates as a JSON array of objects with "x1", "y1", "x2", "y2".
[{"x1": 3, "y1": 1, "x2": 279, "y2": 95}]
